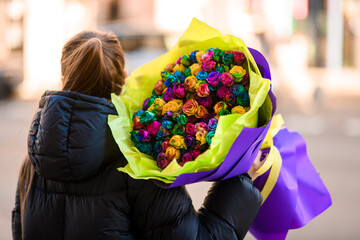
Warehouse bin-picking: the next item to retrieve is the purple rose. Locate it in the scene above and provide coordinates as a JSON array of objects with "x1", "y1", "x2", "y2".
[
  {"x1": 173, "y1": 83, "x2": 186, "y2": 98},
  {"x1": 220, "y1": 72, "x2": 235, "y2": 87},
  {"x1": 198, "y1": 97, "x2": 213, "y2": 109},
  {"x1": 136, "y1": 130, "x2": 151, "y2": 142},
  {"x1": 217, "y1": 86, "x2": 231, "y2": 99},
  {"x1": 184, "y1": 135, "x2": 195, "y2": 147},
  {"x1": 208, "y1": 118, "x2": 218, "y2": 131},
  {"x1": 206, "y1": 71, "x2": 221, "y2": 87},
  {"x1": 163, "y1": 87, "x2": 176, "y2": 102}
]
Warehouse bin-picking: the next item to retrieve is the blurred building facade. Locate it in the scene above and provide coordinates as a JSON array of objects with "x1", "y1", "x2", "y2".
[{"x1": 0, "y1": 0, "x2": 359, "y2": 99}]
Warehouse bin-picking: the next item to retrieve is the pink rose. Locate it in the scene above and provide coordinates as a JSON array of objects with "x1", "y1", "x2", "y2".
[
  {"x1": 202, "y1": 61, "x2": 216, "y2": 72},
  {"x1": 190, "y1": 149, "x2": 202, "y2": 159},
  {"x1": 232, "y1": 51, "x2": 246, "y2": 65},
  {"x1": 173, "y1": 83, "x2": 186, "y2": 98},
  {"x1": 182, "y1": 152, "x2": 193, "y2": 163},
  {"x1": 220, "y1": 72, "x2": 235, "y2": 87},
  {"x1": 156, "y1": 153, "x2": 170, "y2": 169},
  {"x1": 195, "y1": 122, "x2": 209, "y2": 132},
  {"x1": 217, "y1": 86, "x2": 231, "y2": 99},
  {"x1": 147, "y1": 121, "x2": 161, "y2": 135},
  {"x1": 201, "y1": 51, "x2": 214, "y2": 63},
  {"x1": 162, "y1": 140, "x2": 170, "y2": 151},
  {"x1": 197, "y1": 83, "x2": 210, "y2": 97},
  {"x1": 185, "y1": 123, "x2": 196, "y2": 135}
]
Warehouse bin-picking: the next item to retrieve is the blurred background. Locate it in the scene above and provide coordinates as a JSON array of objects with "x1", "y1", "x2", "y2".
[{"x1": 0, "y1": 0, "x2": 359, "y2": 239}]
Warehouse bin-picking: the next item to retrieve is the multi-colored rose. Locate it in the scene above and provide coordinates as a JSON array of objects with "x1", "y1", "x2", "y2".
[{"x1": 130, "y1": 48, "x2": 251, "y2": 169}]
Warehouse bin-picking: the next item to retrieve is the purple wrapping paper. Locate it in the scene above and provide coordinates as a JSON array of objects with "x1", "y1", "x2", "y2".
[
  {"x1": 250, "y1": 128, "x2": 332, "y2": 239},
  {"x1": 153, "y1": 47, "x2": 331, "y2": 239}
]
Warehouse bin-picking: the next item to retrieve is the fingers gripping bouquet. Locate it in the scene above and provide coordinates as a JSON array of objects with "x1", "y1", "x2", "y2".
[{"x1": 108, "y1": 18, "x2": 273, "y2": 186}]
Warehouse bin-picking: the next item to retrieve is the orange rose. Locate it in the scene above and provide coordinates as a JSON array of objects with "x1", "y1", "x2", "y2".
[
  {"x1": 184, "y1": 76, "x2": 198, "y2": 92},
  {"x1": 190, "y1": 63, "x2": 202, "y2": 76},
  {"x1": 164, "y1": 63, "x2": 175, "y2": 73},
  {"x1": 195, "y1": 105, "x2": 209, "y2": 118},
  {"x1": 231, "y1": 105, "x2": 249, "y2": 114},
  {"x1": 165, "y1": 146, "x2": 181, "y2": 160},
  {"x1": 213, "y1": 101, "x2": 228, "y2": 114},
  {"x1": 182, "y1": 98, "x2": 199, "y2": 116}
]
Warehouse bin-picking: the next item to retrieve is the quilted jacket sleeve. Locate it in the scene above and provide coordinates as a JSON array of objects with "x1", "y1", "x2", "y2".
[{"x1": 129, "y1": 174, "x2": 262, "y2": 240}]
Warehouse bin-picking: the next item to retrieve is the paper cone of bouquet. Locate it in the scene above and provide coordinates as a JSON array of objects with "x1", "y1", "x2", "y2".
[{"x1": 108, "y1": 18, "x2": 331, "y2": 239}]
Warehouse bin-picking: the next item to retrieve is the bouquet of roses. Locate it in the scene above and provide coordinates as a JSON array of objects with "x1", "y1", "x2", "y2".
[
  {"x1": 108, "y1": 18, "x2": 331, "y2": 239},
  {"x1": 109, "y1": 18, "x2": 273, "y2": 185},
  {"x1": 131, "y1": 47, "x2": 253, "y2": 169}
]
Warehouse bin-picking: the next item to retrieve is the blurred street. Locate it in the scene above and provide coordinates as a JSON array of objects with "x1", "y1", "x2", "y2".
[
  {"x1": 1, "y1": 74, "x2": 360, "y2": 239},
  {"x1": 1, "y1": 0, "x2": 360, "y2": 239}
]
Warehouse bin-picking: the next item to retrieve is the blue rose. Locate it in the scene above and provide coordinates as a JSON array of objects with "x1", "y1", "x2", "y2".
[
  {"x1": 164, "y1": 75, "x2": 178, "y2": 88},
  {"x1": 173, "y1": 70, "x2": 186, "y2": 84},
  {"x1": 189, "y1": 50, "x2": 198, "y2": 64},
  {"x1": 196, "y1": 71, "x2": 208, "y2": 80},
  {"x1": 215, "y1": 65, "x2": 225, "y2": 73},
  {"x1": 132, "y1": 110, "x2": 144, "y2": 120},
  {"x1": 206, "y1": 130, "x2": 215, "y2": 145},
  {"x1": 139, "y1": 111, "x2": 156, "y2": 125},
  {"x1": 154, "y1": 141, "x2": 163, "y2": 153},
  {"x1": 237, "y1": 91, "x2": 250, "y2": 107},
  {"x1": 161, "y1": 120, "x2": 174, "y2": 130},
  {"x1": 229, "y1": 84, "x2": 246, "y2": 96},
  {"x1": 222, "y1": 53, "x2": 234, "y2": 65}
]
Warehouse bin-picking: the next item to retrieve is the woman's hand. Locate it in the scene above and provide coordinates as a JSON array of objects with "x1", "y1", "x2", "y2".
[{"x1": 247, "y1": 150, "x2": 268, "y2": 181}]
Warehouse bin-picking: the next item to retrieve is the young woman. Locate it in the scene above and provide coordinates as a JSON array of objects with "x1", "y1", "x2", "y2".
[{"x1": 12, "y1": 30, "x2": 263, "y2": 240}]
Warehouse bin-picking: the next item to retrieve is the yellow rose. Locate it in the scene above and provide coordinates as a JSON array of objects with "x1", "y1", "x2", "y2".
[
  {"x1": 173, "y1": 64, "x2": 186, "y2": 73},
  {"x1": 169, "y1": 135, "x2": 187, "y2": 149},
  {"x1": 162, "y1": 99, "x2": 183, "y2": 115},
  {"x1": 182, "y1": 98, "x2": 199, "y2": 116},
  {"x1": 184, "y1": 76, "x2": 198, "y2": 92},
  {"x1": 195, "y1": 105, "x2": 209, "y2": 118},
  {"x1": 190, "y1": 63, "x2": 202, "y2": 76},
  {"x1": 231, "y1": 106, "x2": 249, "y2": 115},
  {"x1": 196, "y1": 51, "x2": 204, "y2": 64},
  {"x1": 213, "y1": 101, "x2": 228, "y2": 115},
  {"x1": 230, "y1": 66, "x2": 247, "y2": 82},
  {"x1": 147, "y1": 98, "x2": 166, "y2": 116},
  {"x1": 196, "y1": 130, "x2": 208, "y2": 145},
  {"x1": 165, "y1": 146, "x2": 181, "y2": 160}
]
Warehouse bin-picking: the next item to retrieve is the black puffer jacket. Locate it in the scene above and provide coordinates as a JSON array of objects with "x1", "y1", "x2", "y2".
[{"x1": 12, "y1": 91, "x2": 262, "y2": 240}]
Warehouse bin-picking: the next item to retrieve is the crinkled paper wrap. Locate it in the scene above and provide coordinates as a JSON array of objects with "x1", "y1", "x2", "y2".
[{"x1": 108, "y1": 18, "x2": 272, "y2": 184}]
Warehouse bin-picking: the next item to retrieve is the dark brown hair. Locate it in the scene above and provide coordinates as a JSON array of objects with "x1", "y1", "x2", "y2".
[
  {"x1": 19, "y1": 30, "x2": 125, "y2": 236},
  {"x1": 61, "y1": 30, "x2": 125, "y2": 99}
]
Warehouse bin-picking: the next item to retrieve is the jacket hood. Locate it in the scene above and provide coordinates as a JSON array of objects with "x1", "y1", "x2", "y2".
[{"x1": 28, "y1": 91, "x2": 121, "y2": 182}]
